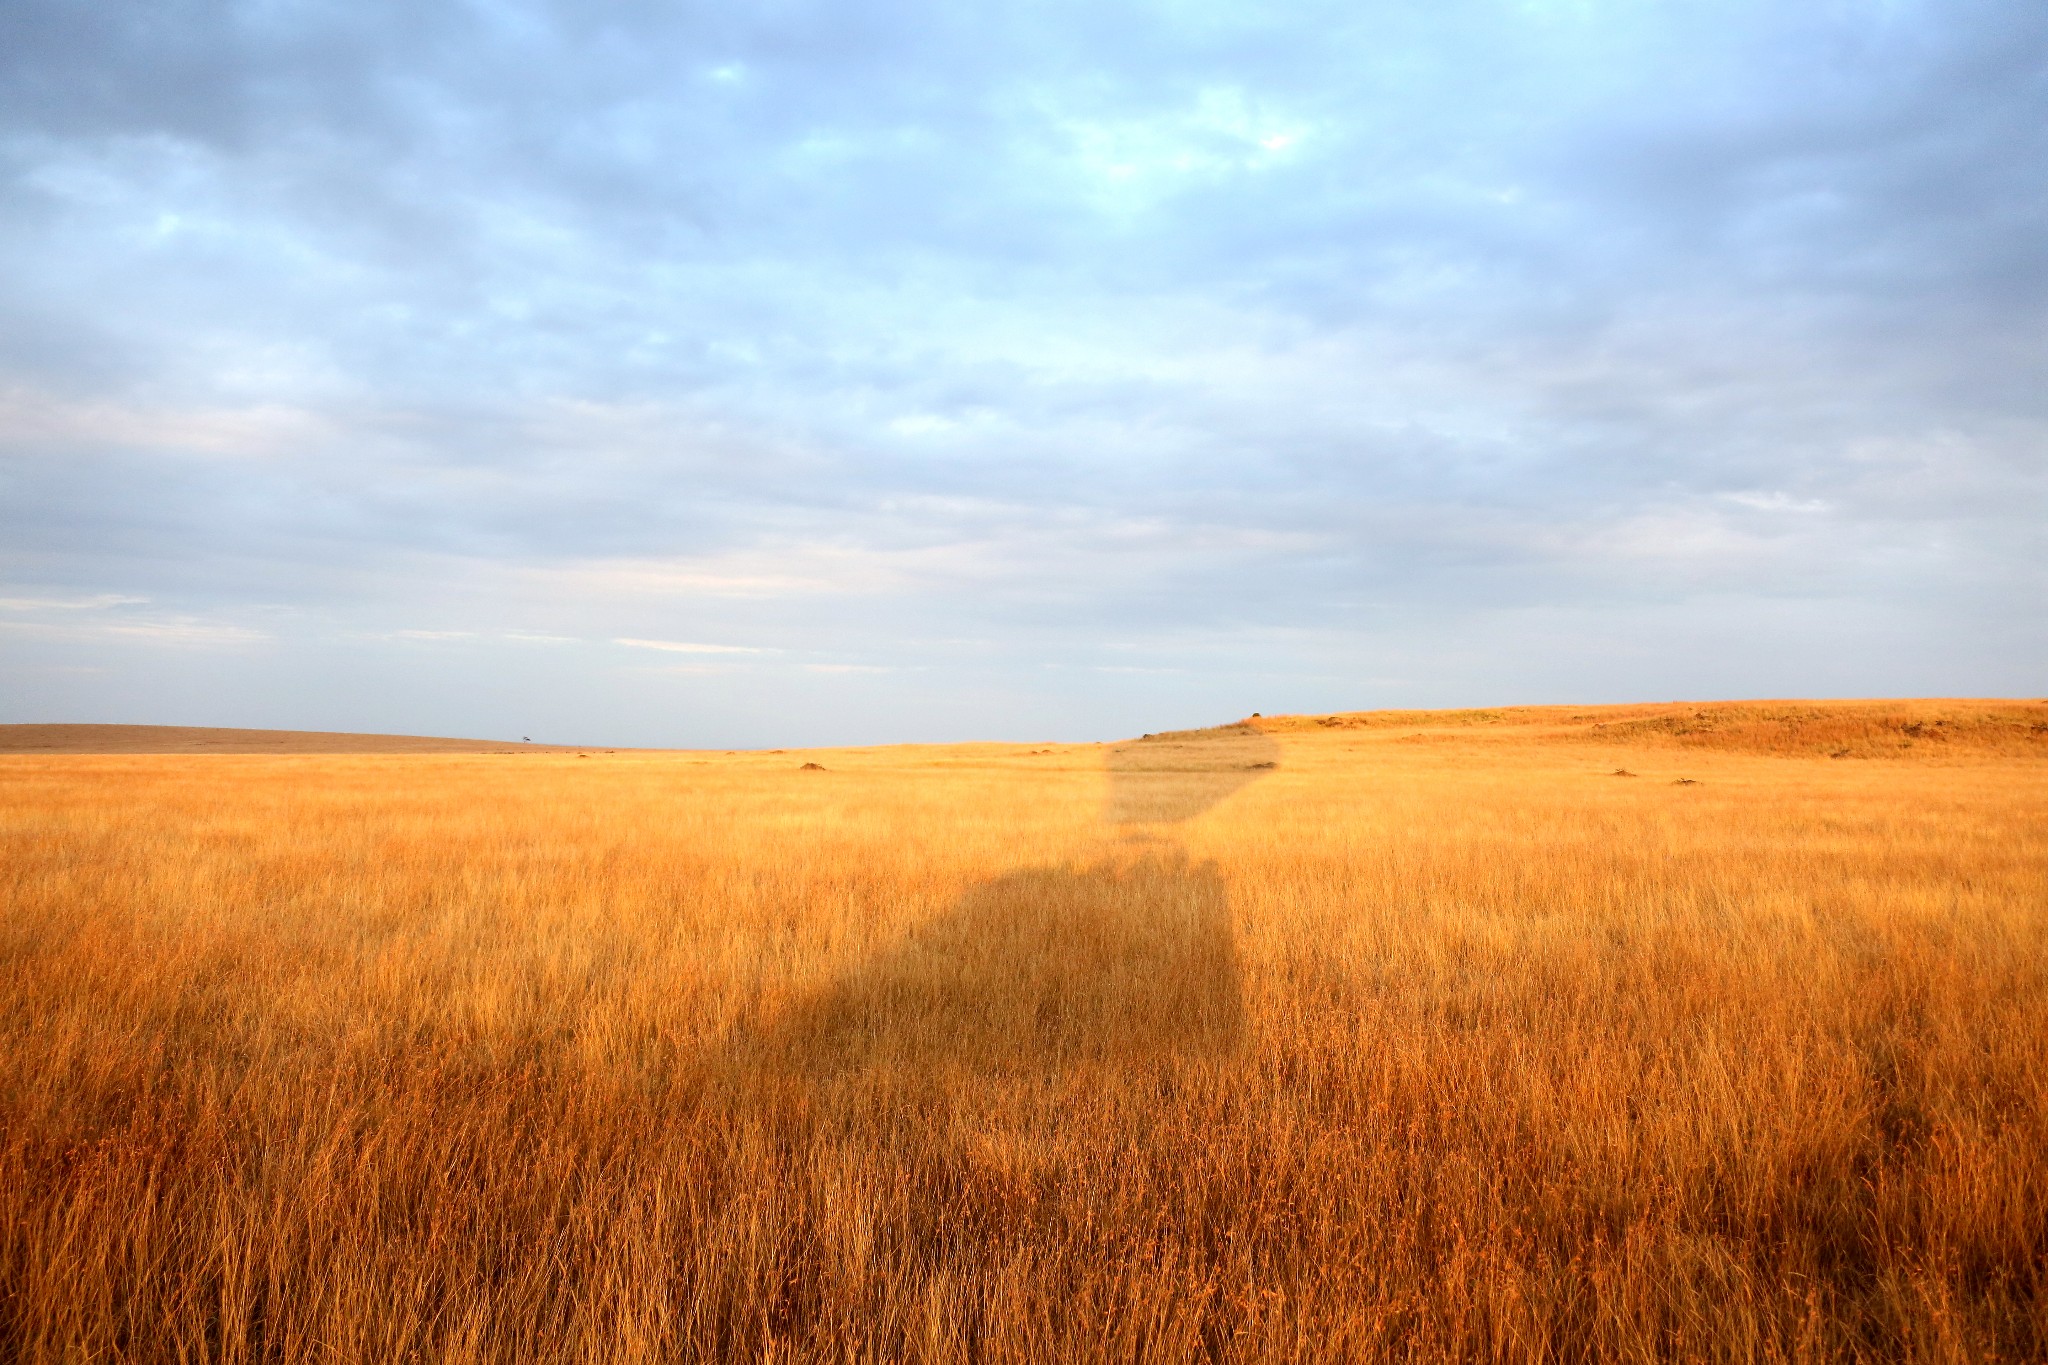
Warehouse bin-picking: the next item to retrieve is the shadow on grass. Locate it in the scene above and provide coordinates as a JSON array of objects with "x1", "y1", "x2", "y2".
[{"x1": 730, "y1": 724, "x2": 1279, "y2": 1079}]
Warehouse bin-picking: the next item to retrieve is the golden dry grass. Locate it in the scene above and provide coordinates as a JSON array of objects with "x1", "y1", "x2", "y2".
[
  {"x1": 2, "y1": 701, "x2": 2045, "y2": 1362},
  {"x1": 1259, "y1": 698, "x2": 2048, "y2": 760}
]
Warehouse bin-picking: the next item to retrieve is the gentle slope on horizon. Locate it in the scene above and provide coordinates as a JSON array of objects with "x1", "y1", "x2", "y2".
[{"x1": 0, "y1": 724, "x2": 604, "y2": 755}]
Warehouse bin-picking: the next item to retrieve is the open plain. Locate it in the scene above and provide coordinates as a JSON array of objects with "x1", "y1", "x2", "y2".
[{"x1": 2, "y1": 700, "x2": 2044, "y2": 1363}]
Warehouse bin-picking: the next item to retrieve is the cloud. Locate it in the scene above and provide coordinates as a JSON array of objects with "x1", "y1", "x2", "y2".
[
  {"x1": 0, "y1": 0, "x2": 2042, "y2": 743},
  {"x1": 613, "y1": 638, "x2": 769, "y2": 655},
  {"x1": 0, "y1": 615, "x2": 266, "y2": 647},
  {"x1": 0, "y1": 592, "x2": 264, "y2": 647},
  {"x1": 0, "y1": 593, "x2": 148, "y2": 611}
]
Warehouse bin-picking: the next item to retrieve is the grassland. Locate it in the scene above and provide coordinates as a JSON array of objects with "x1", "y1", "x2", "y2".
[{"x1": 2, "y1": 699, "x2": 2044, "y2": 1362}]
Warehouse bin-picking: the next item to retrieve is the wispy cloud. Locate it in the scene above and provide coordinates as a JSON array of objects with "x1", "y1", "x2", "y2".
[
  {"x1": 613, "y1": 638, "x2": 769, "y2": 655},
  {"x1": 0, "y1": 594, "x2": 148, "y2": 611},
  {"x1": 0, "y1": 617, "x2": 266, "y2": 646},
  {"x1": 0, "y1": 391, "x2": 325, "y2": 458}
]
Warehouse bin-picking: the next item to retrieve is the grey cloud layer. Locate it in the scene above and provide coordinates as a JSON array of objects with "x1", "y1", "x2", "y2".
[{"x1": 2, "y1": 0, "x2": 2042, "y2": 743}]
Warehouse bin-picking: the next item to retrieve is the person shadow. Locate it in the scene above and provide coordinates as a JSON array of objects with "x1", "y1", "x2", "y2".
[{"x1": 724, "y1": 724, "x2": 1281, "y2": 1083}]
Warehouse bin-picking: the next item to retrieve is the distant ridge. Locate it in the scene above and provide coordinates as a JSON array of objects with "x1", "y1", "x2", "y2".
[
  {"x1": 1239, "y1": 698, "x2": 2048, "y2": 759},
  {"x1": 0, "y1": 724, "x2": 604, "y2": 755}
]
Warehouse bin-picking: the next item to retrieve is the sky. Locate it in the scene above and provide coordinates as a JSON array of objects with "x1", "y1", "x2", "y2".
[{"x1": 1, "y1": 0, "x2": 2043, "y2": 747}]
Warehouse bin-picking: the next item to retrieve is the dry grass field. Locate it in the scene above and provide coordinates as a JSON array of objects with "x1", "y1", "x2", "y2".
[{"x1": 2, "y1": 699, "x2": 2045, "y2": 1363}]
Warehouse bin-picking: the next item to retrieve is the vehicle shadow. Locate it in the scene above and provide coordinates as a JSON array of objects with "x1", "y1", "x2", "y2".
[{"x1": 725, "y1": 724, "x2": 1280, "y2": 1082}]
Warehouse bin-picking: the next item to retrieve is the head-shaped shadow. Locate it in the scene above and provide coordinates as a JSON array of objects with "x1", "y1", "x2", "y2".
[
  {"x1": 724, "y1": 725, "x2": 1279, "y2": 1082},
  {"x1": 1104, "y1": 724, "x2": 1281, "y2": 827}
]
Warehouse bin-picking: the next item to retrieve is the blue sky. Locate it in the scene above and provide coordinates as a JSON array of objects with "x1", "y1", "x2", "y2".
[{"x1": 2, "y1": 0, "x2": 2043, "y2": 746}]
